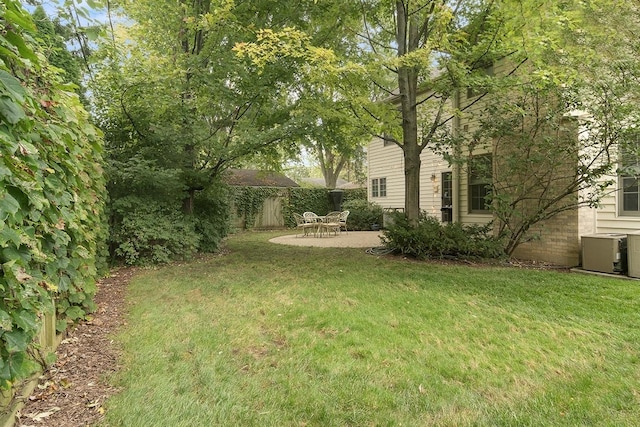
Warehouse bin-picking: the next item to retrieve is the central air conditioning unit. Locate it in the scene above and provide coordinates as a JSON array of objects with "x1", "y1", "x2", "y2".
[
  {"x1": 626, "y1": 232, "x2": 640, "y2": 278},
  {"x1": 581, "y1": 233, "x2": 627, "y2": 274}
]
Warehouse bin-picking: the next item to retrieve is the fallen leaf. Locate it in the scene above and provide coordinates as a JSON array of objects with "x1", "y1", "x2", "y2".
[{"x1": 25, "y1": 407, "x2": 61, "y2": 421}]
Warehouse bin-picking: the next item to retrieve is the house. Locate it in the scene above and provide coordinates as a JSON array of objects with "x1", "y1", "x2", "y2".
[{"x1": 367, "y1": 62, "x2": 638, "y2": 267}]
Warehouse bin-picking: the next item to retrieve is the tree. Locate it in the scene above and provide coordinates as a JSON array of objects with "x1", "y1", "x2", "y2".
[
  {"x1": 31, "y1": 6, "x2": 82, "y2": 89},
  {"x1": 239, "y1": 0, "x2": 640, "y2": 254},
  {"x1": 295, "y1": 84, "x2": 370, "y2": 188},
  {"x1": 91, "y1": 0, "x2": 372, "y2": 262},
  {"x1": 95, "y1": 0, "x2": 350, "y2": 209},
  {"x1": 476, "y1": 0, "x2": 640, "y2": 255},
  {"x1": 472, "y1": 81, "x2": 616, "y2": 256},
  {"x1": 30, "y1": 0, "x2": 105, "y2": 105},
  {"x1": 238, "y1": 0, "x2": 523, "y2": 224}
]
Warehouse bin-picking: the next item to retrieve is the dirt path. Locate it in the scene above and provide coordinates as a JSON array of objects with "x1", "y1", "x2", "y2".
[{"x1": 16, "y1": 268, "x2": 134, "y2": 427}]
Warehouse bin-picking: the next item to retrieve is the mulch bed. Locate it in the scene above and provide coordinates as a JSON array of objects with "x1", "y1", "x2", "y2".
[{"x1": 16, "y1": 268, "x2": 134, "y2": 427}]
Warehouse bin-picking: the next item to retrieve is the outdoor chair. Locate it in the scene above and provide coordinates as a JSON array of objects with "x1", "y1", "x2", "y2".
[
  {"x1": 339, "y1": 210, "x2": 350, "y2": 234},
  {"x1": 293, "y1": 213, "x2": 316, "y2": 237},
  {"x1": 320, "y1": 212, "x2": 341, "y2": 237},
  {"x1": 303, "y1": 211, "x2": 321, "y2": 225}
]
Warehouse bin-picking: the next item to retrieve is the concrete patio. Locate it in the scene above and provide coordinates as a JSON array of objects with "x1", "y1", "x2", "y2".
[{"x1": 269, "y1": 231, "x2": 384, "y2": 248}]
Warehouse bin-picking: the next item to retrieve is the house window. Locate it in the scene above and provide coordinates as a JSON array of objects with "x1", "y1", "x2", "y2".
[
  {"x1": 468, "y1": 154, "x2": 492, "y2": 213},
  {"x1": 371, "y1": 177, "x2": 387, "y2": 198},
  {"x1": 620, "y1": 136, "x2": 640, "y2": 215},
  {"x1": 441, "y1": 172, "x2": 453, "y2": 223}
]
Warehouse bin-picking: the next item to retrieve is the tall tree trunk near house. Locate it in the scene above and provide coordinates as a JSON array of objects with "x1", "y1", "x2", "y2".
[
  {"x1": 403, "y1": 138, "x2": 421, "y2": 224},
  {"x1": 396, "y1": 0, "x2": 421, "y2": 226}
]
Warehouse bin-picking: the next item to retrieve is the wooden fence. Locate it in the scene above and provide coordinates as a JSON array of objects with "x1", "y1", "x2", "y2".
[
  {"x1": 0, "y1": 307, "x2": 60, "y2": 427},
  {"x1": 231, "y1": 196, "x2": 286, "y2": 230}
]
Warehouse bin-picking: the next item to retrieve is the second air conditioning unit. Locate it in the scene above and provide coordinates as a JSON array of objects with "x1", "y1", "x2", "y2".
[{"x1": 581, "y1": 233, "x2": 627, "y2": 274}]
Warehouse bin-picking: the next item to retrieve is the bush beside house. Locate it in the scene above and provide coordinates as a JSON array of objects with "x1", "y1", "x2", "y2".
[{"x1": 341, "y1": 199, "x2": 383, "y2": 231}]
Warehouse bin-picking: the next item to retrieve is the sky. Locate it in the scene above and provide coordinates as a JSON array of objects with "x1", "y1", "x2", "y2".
[{"x1": 24, "y1": 0, "x2": 111, "y2": 26}]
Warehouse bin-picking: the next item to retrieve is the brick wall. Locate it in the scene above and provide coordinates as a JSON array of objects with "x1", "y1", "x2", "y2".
[{"x1": 512, "y1": 208, "x2": 581, "y2": 266}]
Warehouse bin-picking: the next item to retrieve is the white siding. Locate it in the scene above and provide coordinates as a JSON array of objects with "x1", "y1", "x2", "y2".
[
  {"x1": 596, "y1": 184, "x2": 640, "y2": 233},
  {"x1": 367, "y1": 137, "x2": 451, "y2": 218},
  {"x1": 367, "y1": 138, "x2": 405, "y2": 209},
  {"x1": 456, "y1": 81, "x2": 495, "y2": 227}
]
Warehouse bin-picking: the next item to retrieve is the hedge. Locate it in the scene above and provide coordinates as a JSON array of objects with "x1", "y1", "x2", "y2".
[{"x1": 0, "y1": 1, "x2": 106, "y2": 387}]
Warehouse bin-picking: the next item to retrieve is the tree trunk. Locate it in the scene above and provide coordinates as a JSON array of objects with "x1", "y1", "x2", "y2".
[
  {"x1": 403, "y1": 137, "x2": 421, "y2": 224},
  {"x1": 319, "y1": 146, "x2": 348, "y2": 189},
  {"x1": 183, "y1": 188, "x2": 195, "y2": 215},
  {"x1": 179, "y1": 0, "x2": 209, "y2": 215},
  {"x1": 324, "y1": 168, "x2": 339, "y2": 189},
  {"x1": 396, "y1": 0, "x2": 421, "y2": 226}
]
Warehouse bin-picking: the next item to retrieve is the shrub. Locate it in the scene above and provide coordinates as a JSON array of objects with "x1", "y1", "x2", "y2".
[
  {"x1": 110, "y1": 198, "x2": 200, "y2": 265},
  {"x1": 382, "y1": 214, "x2": 505, "y2": 260},
  {"x1": 341, "y1": 200, "x2": 383, "y2": 231},
  {"x1": 105, "y1": 158, "x2": 231, "y2": 264}
]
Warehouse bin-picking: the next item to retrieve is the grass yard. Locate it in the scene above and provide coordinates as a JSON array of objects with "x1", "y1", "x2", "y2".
[{"x1": 101, "y1": 231, "x2": 640, "y2": 426}]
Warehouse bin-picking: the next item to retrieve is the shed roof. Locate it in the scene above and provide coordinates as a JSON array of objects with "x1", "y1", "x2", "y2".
[
  {"x1": 299, "y1": 177, "x2": 365, "y2": 189},
  {"x1": 225, "y1": 169, "x2": 299, "y2": 187}
]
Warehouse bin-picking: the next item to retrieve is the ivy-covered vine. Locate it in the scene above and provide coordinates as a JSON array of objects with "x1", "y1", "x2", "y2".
[
  {"x1": 281, "y1": 188, "x2": 332, "y2": 227},
  {"x1": 0, "y1": 1, "x2": 106, "y2": 387},
  {"x1": 231, "y1": 186, "x2": 283, "y2": 229}
]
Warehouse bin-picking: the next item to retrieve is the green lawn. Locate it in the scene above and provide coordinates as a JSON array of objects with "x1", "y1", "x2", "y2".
[{"x1": 102, "y1": 231, "x2": 640, "y2": 426}]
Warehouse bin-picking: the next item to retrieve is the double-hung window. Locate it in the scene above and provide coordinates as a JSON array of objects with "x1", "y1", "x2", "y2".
[
  {"x1": 371, "y1": 177, "x2": 387, "y2": 198},
  {"x1": 620, "y1": 135, "x2": 640, "y2": 215},
  {"x1": 468, "y1": 154, "x2": 492, "y2": 213}
]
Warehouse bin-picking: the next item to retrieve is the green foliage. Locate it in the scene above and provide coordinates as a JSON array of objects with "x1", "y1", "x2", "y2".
[
  {"x1": 110, "y1": 200, "x2": 200, "y2": 265},
  {"x1": 341, "y1": 199, "x2": 383, "y2": 231},
  {"x1": 106, "y1": 158, "x2": 229, "y2": 265},
  {"x1": 383, "y1": 214, "x2": 505, "y2": 260},
  {"x1": 0, "y1": 0, "x2": 106, "y2": 386},
  {"x1": 282, "y1": 188, "x2": 332, "y2": 227},
  {"x1": 193, "y1": 185, "x2": 231, "y2": 253},
  {"x1": 91, "y1": 0, "x2": 320, "y2": 209},
  {"x1": 342, "y1": 187, "x2": 367, "y2": 204},
  {"x1": 31, "y1": 6, "x2": 82, "y2": 93}
]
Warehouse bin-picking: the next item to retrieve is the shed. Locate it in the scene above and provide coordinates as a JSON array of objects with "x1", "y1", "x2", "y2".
[{"x1": 225, "y1": 169, "x2": 299, "y2": 229}]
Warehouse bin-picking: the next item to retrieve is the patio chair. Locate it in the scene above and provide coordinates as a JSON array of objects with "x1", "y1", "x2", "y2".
[
  {"x1": 303, "y1": 211, "x2": 320, "y2": 223},
  {"x1": 338, "y1": 210, "x2": 350, "y2": 234},
  {"x1": 319, "y1": 212, "x2": 341, "y2": 237},
  {"x1": 293, "y1": 213, "x2": 316, "y2": 237}
]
